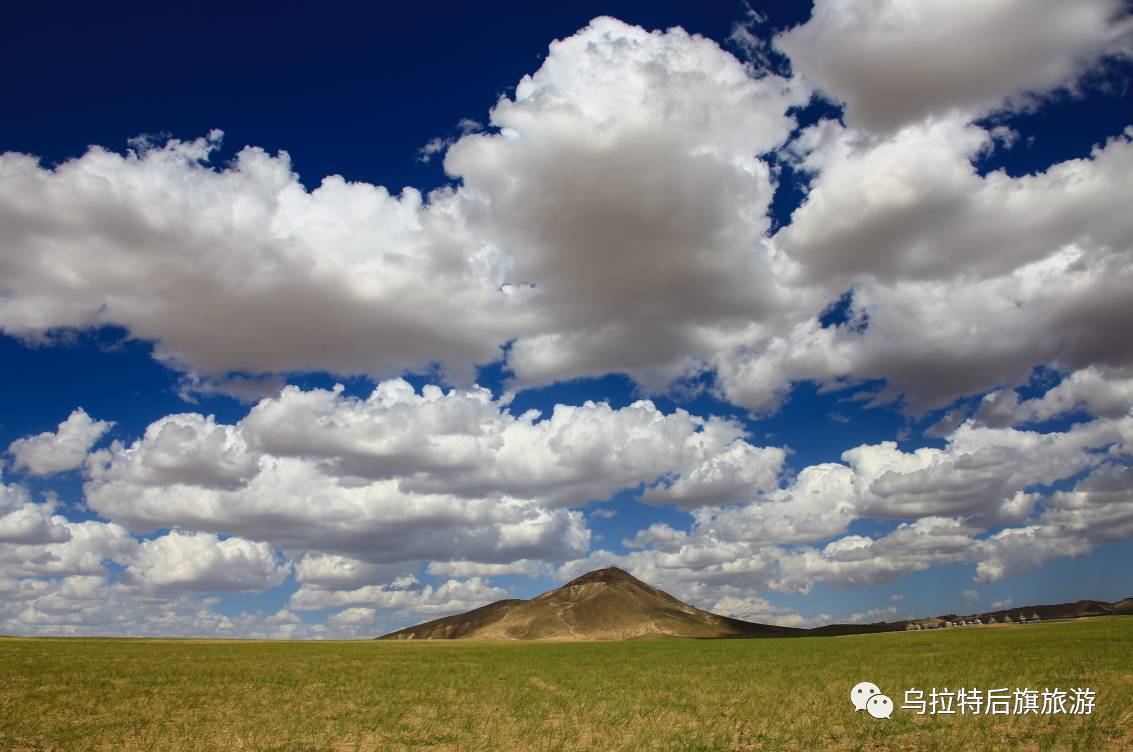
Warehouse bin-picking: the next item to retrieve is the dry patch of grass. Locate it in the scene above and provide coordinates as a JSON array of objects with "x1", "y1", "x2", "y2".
[{"x1": 1, "y1": 617, "x2": 1131, "y2": 751}]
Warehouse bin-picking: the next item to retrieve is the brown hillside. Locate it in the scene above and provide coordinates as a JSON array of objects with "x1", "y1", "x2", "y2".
[
  {"x1": 1109, "y1": 596, "x2": 1133, "y2": 614},
  {"x1": 379, "y1": 567, "x2": 804, "y2": 640}
]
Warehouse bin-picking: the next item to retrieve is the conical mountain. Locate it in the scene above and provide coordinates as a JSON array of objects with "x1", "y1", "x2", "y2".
[{"x1": 378, "y1": 567, "x2": 804, "y2": 640}]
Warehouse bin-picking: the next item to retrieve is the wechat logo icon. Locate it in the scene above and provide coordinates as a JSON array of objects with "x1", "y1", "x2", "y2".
[{"x1": 852, "y1": 682, "x2": 893, "y2": 719}]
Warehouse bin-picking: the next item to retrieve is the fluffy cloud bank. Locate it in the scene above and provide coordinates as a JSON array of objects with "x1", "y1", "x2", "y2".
[
  {"x1": 722, "y1": 122, "x2": 1133, "y2": 413},
  {"x1": 82, "y1": 380, "x2": 783, "y2": 562},
  {"x1": 571, "y1": 413, "x2": 1133, "y2": 605},
  {"x1": 0, "y1": 18, "x2": 807, "y2": 396},
  {"x1": 1, "y1": 15, "x2": 1131, "y2": 417},
  {"x1": 2, "y1": 385, "x2": 1130, "y2": 635},
  {"x1": 0, "y1": 381, "x2": 788, "y2": 634}
]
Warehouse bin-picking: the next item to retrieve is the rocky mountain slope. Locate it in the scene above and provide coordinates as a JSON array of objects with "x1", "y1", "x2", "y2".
[{"x1": 379, "y1": 567, "x2": 804, "y2": 640}]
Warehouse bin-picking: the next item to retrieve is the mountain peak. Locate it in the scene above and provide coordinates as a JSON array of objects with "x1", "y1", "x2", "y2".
[
  {"x1": 561, "y1": 566, "x2": 639, "y2": 588},
  {"x1": 378, "y1": 566, "x2": 802, "y2": 641}
]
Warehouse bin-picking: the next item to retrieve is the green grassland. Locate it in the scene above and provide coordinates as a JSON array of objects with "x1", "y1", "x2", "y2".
[{"x1": 1, "y1": 617, "x2": 1131, "y2": 751}]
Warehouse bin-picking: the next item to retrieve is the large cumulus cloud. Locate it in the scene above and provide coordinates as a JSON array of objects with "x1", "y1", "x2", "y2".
[{"x1": 776, "y1": 0, "x2": 1132, "y2": 132}]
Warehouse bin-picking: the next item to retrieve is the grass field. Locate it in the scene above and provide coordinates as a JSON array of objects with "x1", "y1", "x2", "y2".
[{"x1": 1, "y1": 617, "x2": 1131, "y2": 751}]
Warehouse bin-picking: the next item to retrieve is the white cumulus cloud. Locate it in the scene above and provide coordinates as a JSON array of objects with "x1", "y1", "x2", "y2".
[
  {"x1": 776, "y1": 0, "x2": 1133, "y2": 131},
  {"x1": 9, "y1": 408, "x2": 113, "y2": 476},
  {"x1": 121, "y1": 531, "x2": 289, "y2": 592}
]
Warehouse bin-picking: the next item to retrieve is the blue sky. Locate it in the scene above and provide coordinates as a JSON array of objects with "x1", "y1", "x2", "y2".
[{"x1": 1, "y1": 0, "x2": 1132, "y2": 637}]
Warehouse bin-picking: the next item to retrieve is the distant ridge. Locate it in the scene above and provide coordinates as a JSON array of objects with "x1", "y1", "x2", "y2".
[
  {"x1": 906, "y1": 597, "x2": 1133, "y2": 629},
  {"x1": 378, "y1": 567, "x2": 1133, "y2": 641},
  {"x1": 378, "y1": 567, "x2": 803, "y2": 640}
]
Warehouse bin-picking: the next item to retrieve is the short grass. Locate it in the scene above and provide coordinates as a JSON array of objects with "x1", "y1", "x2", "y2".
[{"x1": 2, "y1": 617, "x2": 1131, "y2": 751}]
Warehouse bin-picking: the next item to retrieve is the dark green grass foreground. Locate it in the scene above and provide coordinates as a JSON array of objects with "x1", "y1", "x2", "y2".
[{"x1": 2, "y1": 617, "x2": 1131, "y2": 751}]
